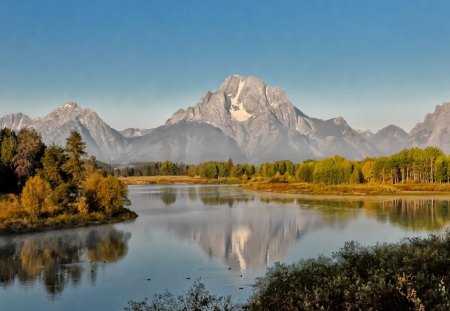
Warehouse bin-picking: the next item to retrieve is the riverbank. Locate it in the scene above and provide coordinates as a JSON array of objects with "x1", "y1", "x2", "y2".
[
  {"x1": 244, "y1": 180, "x2": 450, "y2": 196},
  {"x1": 0, "y1": 206, "x2": 137, "y2": 235},
  {"x1": 121, "y1": 176, "x2": 450, "y2": 196}
]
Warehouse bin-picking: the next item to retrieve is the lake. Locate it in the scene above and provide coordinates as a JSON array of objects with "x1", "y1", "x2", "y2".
[{"x1": 1, "y1": 185, "x2": 450, "y2": 310}]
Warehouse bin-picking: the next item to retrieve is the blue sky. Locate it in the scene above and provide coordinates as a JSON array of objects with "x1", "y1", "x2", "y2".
[{"x1": 0, "y1": 0, "x2": 449, "y2": 132}]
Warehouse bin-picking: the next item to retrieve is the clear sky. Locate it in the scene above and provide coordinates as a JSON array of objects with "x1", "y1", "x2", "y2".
[{"x1": 0, "y1": 0, "x2": 449, "y2": 132}]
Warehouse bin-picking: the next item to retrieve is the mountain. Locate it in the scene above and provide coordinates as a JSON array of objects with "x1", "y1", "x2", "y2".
[
  {"x1": 0, "y1": 102, "x2": 128, "y2": 162},
  {"x1": 1, "y1": 76, "x2": 449, "y2": 164},
  {"x1": 167, "y1": 75, "x2": 375, "y2": 162},
  {"x1": 410, "y1": 103, "x2": 450, "y2": 153},
  {"x1": 0, "y1": 113, "x2": 34, "y2": 130},
  {"x1": 367, "y1": 125, "x2": 410, "y2": 156},
  {"x1": 120, "y1": 121, "x2": 246, "y2": 163},
  {"x1": 356, "y1": 129, "x2": 374, "y2": 140}
]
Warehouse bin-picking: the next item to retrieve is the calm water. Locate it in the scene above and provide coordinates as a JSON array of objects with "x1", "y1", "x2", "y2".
[{"x1": 1, "y1": 185, "x2": 450, "y2": 310}]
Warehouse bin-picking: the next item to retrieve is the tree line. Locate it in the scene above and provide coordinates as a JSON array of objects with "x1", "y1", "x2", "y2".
[{"x1": 113, "y1": 147, "x2": 450, "y2": 185}]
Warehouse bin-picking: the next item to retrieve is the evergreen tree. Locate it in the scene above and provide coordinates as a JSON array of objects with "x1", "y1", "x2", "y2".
[
  {"x1": 12, "y1": 129, "x2": 45, "y2": 187},
  {"x1": 62, "y1": 131, "x2": 86, "y2": 202},
  {"x1": 40, "y1": 145, "x2": 67, "y2": 188}
]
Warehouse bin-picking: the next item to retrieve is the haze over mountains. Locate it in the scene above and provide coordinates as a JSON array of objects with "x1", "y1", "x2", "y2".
[{"x1": 1, "y1": 75, "x2": 449, "y2": 164}]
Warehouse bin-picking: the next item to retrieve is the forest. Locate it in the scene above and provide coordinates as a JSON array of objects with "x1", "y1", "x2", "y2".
[
  {"x1": 0, "y1": 128, "x2": 135, "y2": 233},
  {"x1": 114, "y1": 146, "x2": 450, "y2": 186}
]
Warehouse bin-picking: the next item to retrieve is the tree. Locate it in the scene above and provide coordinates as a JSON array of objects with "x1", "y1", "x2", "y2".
[
  {"x1": 0, "y1": 129, "x2": 18, "y2": 193},
  {"x1": 40, "y1": 145, "x2": 67, "y2": 188},
  {"x1": 12, "y1": 129, "x2": 45, "y2": 185},
  {"x1": 96, "y1": 176, "x2": 129, "y2": 215},
  {"x1": 361, "y1": 160, "x2": 375, "y2": 183},
  {"x1": 84, "y1": 172, "x2": 103, "y2": 212},
  {"x1": 350, "y1": 163, "x2": 363, "y2": 184},
  {"x1": 313, "y1": 156, "x2": 352, "y2": 185},
  {"x1": 62, "y1": 131, "x2": 87, "y2": 201},
  {"x1": 160, "y1": 160, "x2": 176, "y2": 176},
  {"x1": 227, "y1": 158, "x2": 234, "y2": 174},
  {"x1": 0, "y1": 129, "x2": 17, "y2": 166},
  {"x1": 435, "y1": 156, "x2": 449, "y2": 183},
  {"x1": 424, "y1": 147, "x2": 444, "y2": 182},
  {"x1": 187, "y1": 165, "x2": 197, "y2": 177},
  {"x1": 62, "y1": 131, "x2": 86, "y2": 185},
  {"x1": 296, "y1": 162, "x2": 314, "y2": 182},
  {"x1": 21, "y1": 175, "x2": 52, "y2": 219}
]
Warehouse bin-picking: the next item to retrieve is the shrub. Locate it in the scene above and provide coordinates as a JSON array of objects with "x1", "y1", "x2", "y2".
[
  {"x1": 245, "y1": 232, "x2": 450, "y2": 310},
  {"x1": 125, "y1": 280, "x2": 239, "y2": 311}
]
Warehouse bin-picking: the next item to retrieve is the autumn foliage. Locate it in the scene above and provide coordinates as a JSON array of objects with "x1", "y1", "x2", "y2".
[{"x1": 0, "y1": 129, "x2": 134, "y2": 233}]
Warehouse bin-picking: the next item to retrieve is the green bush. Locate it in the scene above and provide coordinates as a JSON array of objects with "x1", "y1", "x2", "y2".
[{"x1": 246, "y1": 232, "x2": 450, "y2": 310}]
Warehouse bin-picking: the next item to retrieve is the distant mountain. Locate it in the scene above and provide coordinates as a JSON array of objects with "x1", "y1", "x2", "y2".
[
  {"x1": 0, "y1": 102, "x2": 128, "y2": 162},
  {"x1": 1, "y1": 76, "x2": 449, "y2": 164},
  {"x1": 0, "y1": 112, "x2": 34, "y2": 130},
  {"x1": 119, "y1": 121, "x2": 246, "y2": 163},
  {"x1": 410, "y1": 103, "x2": 450, "y2": 153},
  {"x1": 356, "y1": 129, "x2": 374, "y2": 140},
  {"x1": 367, "y1": 125, "x2": 410, "y2": 156}
]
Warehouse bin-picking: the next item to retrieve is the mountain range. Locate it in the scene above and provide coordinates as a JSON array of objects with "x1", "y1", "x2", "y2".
[{"x1": 1, "y1": 75, "x2": 449, "y2": 164}]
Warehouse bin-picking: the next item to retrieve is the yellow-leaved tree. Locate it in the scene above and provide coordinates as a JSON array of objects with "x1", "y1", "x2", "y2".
[
  {"x1": 96, "y1": 176, "x2": 129, "y2": 216},
  {"x1": 21, "y1": 175, "x2": 53, "y2": 219}
]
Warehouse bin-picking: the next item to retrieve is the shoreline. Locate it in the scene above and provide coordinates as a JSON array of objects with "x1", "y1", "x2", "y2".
[
  {"x1": 121, "y1": 176, "x2": 450, "y2": 197},
  {"x1": 0, "y1": 208, "x2": 138, "y2": 235}
]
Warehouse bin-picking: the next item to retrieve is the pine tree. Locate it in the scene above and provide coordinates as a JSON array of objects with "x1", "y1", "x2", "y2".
[
  {"x1": 62, "y1": 131, "x2": 87, "y2": 201},
  {"x1": 12, "y1": 129, "x2": 45, "y2": 188}
]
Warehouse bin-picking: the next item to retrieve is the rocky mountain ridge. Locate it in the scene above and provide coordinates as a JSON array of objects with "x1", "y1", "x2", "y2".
[{"x1": 1, "y1": 76, "x2": 449, "y2": 163}]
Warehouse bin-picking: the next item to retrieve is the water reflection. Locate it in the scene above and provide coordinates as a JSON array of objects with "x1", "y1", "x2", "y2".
[
  {"x1": 150, "y1": 187, "x2": 450, "y2": 272},
  {"x1": 296, "y1": 197, "x2": 450, "y2": 231},
  {"x1": 0, "y1": 227, "x2": 130, "y2": 296},
  {"x1": 364, "y1": 198, "x2": 450, "y2": 231}
]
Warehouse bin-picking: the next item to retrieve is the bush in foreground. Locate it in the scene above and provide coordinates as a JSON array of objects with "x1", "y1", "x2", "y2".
[
  {"x1": 124, "y1": 280, "x2": 239, "y2": 311},
  {"x1": 126, "y1": 232, "x2": 450, "y2": 310}
]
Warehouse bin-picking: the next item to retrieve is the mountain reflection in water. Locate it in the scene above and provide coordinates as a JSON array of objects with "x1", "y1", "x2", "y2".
[
  {"x1": 0, "y1": 226, "x2": 130, "y2": 296},
  {"x1": 137, "y1": 186, "x2": 450, "y2": 273}
]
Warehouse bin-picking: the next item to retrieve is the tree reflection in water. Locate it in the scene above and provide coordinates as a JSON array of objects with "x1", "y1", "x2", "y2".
[
  {"x1": 297, "y1": 197, "x2": 450, "y2": 231},
  {"x1": 0, "y1": 227, "x2": 130, "y2": 297}
]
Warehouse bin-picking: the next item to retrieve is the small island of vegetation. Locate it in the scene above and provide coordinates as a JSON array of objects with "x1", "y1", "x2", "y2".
[{"x1": 0, "y1": 128, "x2": 136, "y2": 234}]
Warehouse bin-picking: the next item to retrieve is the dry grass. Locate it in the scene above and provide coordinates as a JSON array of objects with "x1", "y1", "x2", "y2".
[
  {"x1": 243, "y1": 181, "x2": 401, "y2": 196},
  {"x1": 393, "y1": 182, "x2": 450, "y2": 193}
]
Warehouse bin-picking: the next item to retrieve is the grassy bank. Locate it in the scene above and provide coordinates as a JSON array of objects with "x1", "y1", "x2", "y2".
[
  {"x1": 243, "y1": 179, "x2": 400, "y2": 195},
  {"x1": 0, "y1": 203, "x2": 137, "y2": 234},
  {"x1": 121, "y1": 175, "x2": 450, "y2": 195},
  {"x1": 0, "y1": 212, "x2": 137, "y2": 235},
  {"x1": 243, "y1": 178, "x2": 450, "y2": 196}
]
